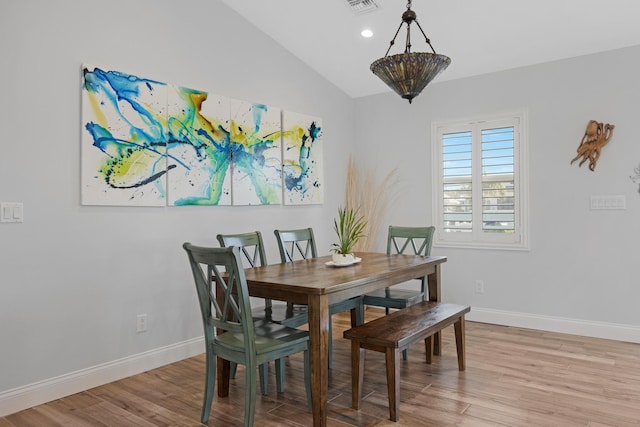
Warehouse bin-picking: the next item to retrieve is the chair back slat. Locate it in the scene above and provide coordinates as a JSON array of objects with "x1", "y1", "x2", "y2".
[
  {"x1": 217, "y1": 231, "x2": 267, "y2": 268},
  {"x1": 387, "y1": 226, "x2": 435, "y2": 257},
  {"x1": 183, "y1": 243, "x2": 254, "y2": 345},
  {"x1": 274, "y1": 228, "x2": 317, "y2": 262},
  {"x1": 217, "y1": 231, "x2": 273, "y2": 312}
]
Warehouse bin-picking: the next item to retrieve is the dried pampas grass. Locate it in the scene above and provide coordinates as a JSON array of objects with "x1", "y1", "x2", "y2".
[{"x1": 346, "y1": 156, "x2": 398, "y2": 251}]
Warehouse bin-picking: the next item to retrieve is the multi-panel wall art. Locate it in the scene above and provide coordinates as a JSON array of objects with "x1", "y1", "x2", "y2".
[
  {"x1": 282, "y1": 111, "x2": 324, "y2": 205},
  {"x1": 81, "y1": 65, "x2": 324, "y2": 207}
]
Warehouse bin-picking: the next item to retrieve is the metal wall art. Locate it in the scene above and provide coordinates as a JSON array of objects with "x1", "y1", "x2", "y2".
[
  {"x1": 571, "y1": 120, "x2": 614, "y2": 171},
  {"x1": 630, "y1": 164, "x2": 640, "y2": 193}
]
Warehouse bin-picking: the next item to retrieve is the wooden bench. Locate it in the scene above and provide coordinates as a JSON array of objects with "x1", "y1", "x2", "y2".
[{"x1": 343, "y1": 302, "x2": 470, "y2": 421}]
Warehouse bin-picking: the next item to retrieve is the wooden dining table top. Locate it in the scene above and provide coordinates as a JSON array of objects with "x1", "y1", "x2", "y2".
[{"x1": 241, "y1": 251, "x2": 447, "y2": 305}]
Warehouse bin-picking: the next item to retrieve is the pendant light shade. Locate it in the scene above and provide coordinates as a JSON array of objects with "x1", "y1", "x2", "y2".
[{"x1": 371, "y1": 1, "x2": 450, "y2": 103}]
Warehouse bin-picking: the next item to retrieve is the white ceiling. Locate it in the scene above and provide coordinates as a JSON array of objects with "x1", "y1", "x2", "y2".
[{"x1": 219, "y1": 0, "x2": 640, "y2": 99}]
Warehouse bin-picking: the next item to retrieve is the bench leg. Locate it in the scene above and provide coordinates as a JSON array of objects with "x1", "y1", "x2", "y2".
[
  {"x1": 385, "y1": 347, "x2": 400, "y2": 422},
  {"x1": 454, "y1": 316, "x2": 466, "y2": 371},
  {"x1": 351, "y1": 340, "x2": 365, "y2": 410}
]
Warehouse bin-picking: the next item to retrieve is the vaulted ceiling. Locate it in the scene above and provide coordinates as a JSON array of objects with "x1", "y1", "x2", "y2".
[{"x1": 219, "y1": 0, "x2": 640, "y2": 98}]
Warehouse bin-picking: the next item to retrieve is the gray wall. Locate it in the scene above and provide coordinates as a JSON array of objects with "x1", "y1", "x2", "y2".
[
  {"x1": 2, "y1": 0, "x2": 640, "y2": 415},
  {"x1": 0, "y1": 0, "x2": 355, "y2": 402},
  {"x1": 355, "y1": 45, "x2": 640, "y2": 335}
]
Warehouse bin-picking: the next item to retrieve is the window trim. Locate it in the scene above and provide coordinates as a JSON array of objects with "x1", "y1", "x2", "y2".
[{"x1": 431, "y1": 110, "x2": 529, "y2": 251}]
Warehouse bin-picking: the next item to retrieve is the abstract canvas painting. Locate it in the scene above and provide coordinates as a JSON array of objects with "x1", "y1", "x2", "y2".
[
  {"x1": 81, "y1": 65, "x2": 169, "y2": 206},
  {"x1": 230, "y1": 100, "x2": 282, "y2": 205},
  {"x1": 166, "y1": 87, "x2": 232, "y2": 206},
  {"x1": 81, "y1": 64, "x2": 323, "y2": 207},
  {"x1": 282, "y1": 111, "x2": 324, "y2": 205}
]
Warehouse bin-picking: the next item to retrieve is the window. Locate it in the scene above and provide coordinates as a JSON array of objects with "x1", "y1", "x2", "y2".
[{"x1": 431, "y1": 112, "x2": 528, "y2": 250}]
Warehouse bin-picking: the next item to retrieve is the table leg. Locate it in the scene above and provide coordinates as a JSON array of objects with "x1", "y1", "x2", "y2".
[
  {"x1": 217, "y1": 359, "x2": 230, "y2": 397},
  {"x1": 215, "y1": 281, "x2": 230, "y2": 397},
  {"x1": 307, "y1": 294, "x2": 329, "y2": 427},
  {"x1": 428, "y1": 263, "x2": 442, "y2": 355}
]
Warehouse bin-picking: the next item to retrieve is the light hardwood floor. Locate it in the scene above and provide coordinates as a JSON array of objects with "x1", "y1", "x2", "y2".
[{"x1": 3, "y1": 309, "x2": 640, "y2": 426}]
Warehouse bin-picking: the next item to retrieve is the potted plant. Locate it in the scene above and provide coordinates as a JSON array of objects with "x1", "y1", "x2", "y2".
[{"x1": 331, "y1": 206, "x2": 367, "y2": 265}]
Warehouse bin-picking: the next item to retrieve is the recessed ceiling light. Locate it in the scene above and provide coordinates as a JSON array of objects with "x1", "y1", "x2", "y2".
[{"x1": 361, "y1": 29, "x2": 373, "y2": 38}]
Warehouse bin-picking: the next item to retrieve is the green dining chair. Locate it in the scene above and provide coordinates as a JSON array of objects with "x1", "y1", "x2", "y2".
[
  {"x1": 217, "y1": 231, "x2": 308, "y2": 390},
  {"x1": 183, "y1": 243, "x2": 311, "y2": 426},
  {"x1": 363, "y1": 225, "x2": 435, "y2": 359},
  {"x1": 273, "y1": 227, "x2": 365, "y2": 368},
  {"x1": 217, "y1": 231, "x2": 309, "y2": 326}
]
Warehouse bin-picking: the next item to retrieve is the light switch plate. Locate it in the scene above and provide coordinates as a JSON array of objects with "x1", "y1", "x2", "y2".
[
  {"x1": 1, "y1": 202, "x2": 24, "y2": 223},
  {"x1": 590, "y1": 195, "x2": 626, "y2": 210}
]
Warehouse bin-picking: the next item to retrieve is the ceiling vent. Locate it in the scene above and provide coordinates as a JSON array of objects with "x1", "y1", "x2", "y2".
[{"x1": 346, "y1": 0, "x2": 380, "y2": 15}]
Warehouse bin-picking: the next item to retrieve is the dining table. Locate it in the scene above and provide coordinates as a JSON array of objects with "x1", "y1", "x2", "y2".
[{"x1": 216, "y1": 251, "x2": 447, "y2": 427}]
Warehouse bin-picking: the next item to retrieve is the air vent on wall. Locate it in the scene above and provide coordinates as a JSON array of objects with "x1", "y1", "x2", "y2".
[{"x1": 346, "y1": 0, "x2": 380, "y2": 15}]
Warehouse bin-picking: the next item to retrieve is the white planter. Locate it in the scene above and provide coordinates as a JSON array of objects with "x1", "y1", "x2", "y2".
[{"x1": 332, "y1": 253, "x2": 355, "y2": 265}]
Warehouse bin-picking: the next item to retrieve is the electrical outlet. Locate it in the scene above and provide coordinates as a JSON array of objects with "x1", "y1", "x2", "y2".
[
  {"x1": 474, "y1": 280, "x2": 485, "y2": 294},
  {"x1": 136, "y1": 314, "x2": 147, "y2": 333}
]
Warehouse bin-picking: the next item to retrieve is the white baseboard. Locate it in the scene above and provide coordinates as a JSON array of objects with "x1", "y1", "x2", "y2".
[
  {"x1": 467, "y1": 307, "x2": 640, "y2": 344},
  {"x1": 0, "y1": 337, "x2": 204, "y2": 417},
  {"x1": 3, "y1": 309, "x2": 639, "y2": 418}
]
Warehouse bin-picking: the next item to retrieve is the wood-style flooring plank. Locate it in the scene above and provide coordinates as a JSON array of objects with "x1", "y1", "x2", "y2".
[{"x1": 3, "y1": 309, "x2": 640, "y2": 426}]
